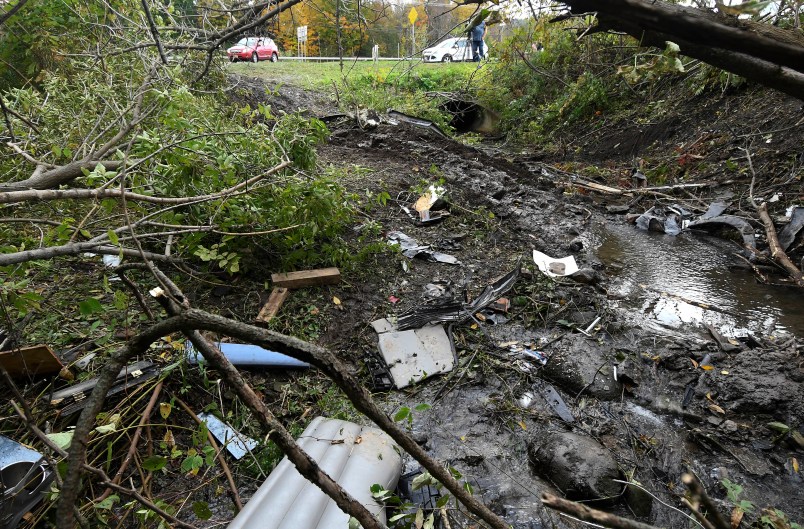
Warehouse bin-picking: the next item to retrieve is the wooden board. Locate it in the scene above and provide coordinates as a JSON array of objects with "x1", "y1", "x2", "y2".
[
  {"x1": 255, "y1": 287, "x2": 290, "y2": 324},
  {"x1": 271, "y1": 267, "x2": 341, "y2": 289},
  {"x1": 0, "y1": 344, "x2": 63, "y2": 377}
]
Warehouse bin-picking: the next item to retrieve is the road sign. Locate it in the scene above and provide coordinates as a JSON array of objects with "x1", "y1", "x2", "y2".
[
  {"x1": 408, "y1": 7, "x2": 418, "y2": 25},
  {"x1": 296, "y1": 26, "x2": 308, "y2": 42}
]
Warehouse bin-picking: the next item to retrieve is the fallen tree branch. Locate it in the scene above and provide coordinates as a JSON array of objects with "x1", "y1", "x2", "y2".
[
  {"x1": 757, "y1": 202, "x2": 803, "y2": 286},
  {"x1": 0, "y1": 0, "x2": 30, "y2": 26},
  {"x1": 541, "y1": 492, "x2": 659, "y2": 529},
  {"x1": 681, "y1": 474, "x2": 730, "y2": 529},
  {"x1": 0, "y1": 160, "x2": 134, "y2": 191},
  {"x1": 7, "y1": 393, "x2": 199, "y2": 529},
  {"x1": 140, "y1": 0, "x2": 168, "y2": 64},
  {"x1": 0, "y1": 242, "x2": 176, "y2": 266},
  {"x1": 514, "y1": 48, "x2": 571, "y2": 87},
  {"x1": 561, "y1": 0, "x2": 804, "y2": 72},
  {"x1": 558, "y1": 0, "x2": 804, "y2": 99},
  {"x1": 57, "y1": 302, "x2": 512, "y2": 529},
  {"x1": 0, "y1": 159, "x2": 292, "y2": 203}
]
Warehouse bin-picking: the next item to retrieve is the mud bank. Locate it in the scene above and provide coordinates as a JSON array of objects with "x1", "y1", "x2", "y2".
[
  {"x1": 217, "y1": 76, "x2": 803, "y2": 529},
  {"x1": 316, "y1": 117, "x2": 803, "y2": 528}
]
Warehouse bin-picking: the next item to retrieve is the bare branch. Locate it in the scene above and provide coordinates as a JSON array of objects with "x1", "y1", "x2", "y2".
[
  {"x1": 0, "y1": 159, "x2": 291, "y2": 202},
  {"x1": 0, "y1": 0, "x2": 30, "y2": 26},
  {"x1": 140, "y1": 0, "x2": 169, "y2": 64},
  {"x1": 541, "y1": 492, "x2": 659, "y2": 529},
  {"x1": 0, "y1": 242, "x2": 177, "y2": 266}
]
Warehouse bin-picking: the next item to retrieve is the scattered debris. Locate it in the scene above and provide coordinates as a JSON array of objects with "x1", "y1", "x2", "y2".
[
  {"x1": 271, "y1": 267, "x2": 341, "y2": 289},
  {"x1": 255, "y1": 287, "x2": 290, "y2": 324},
  {"x1": 490, "y1": 297, "x2": 510, "y2": 313},
  {"x1": 0, "y1": 345, "x2": 63, "y2": 377},
  {"x1": 686, "y1": 215, "x2": 757, "y2": 257},
  {"x1": 396, "y1": 469, "x2": 442, "y2": 519},
  {"x1": 631, "y1": 168, "x2": 647, "y2": 188},
  {"x1": 699, "y1": 200, "x2": 730, "y2": 221},
  {"x1": 410, "y1": 185, "x2": 450, "y2": 224},
  {"x1": 362, "y1": 351, "x2": 394, "y2": 391},
  {"x1": 705, "y1": 323, "x2": 742, "y2": 353},
  {"x1": 198, "y1": 412, "x2": 258, "y2": 460},
  {"x1": 779, "y1": 206, "x2": 804, "y2": 251},
  {"x1": 397, "y1": 261, "x2": 521, "y2": 330},
  {"x1": 387, "y1": 231, "x2": 460, "y2": 265},
  {"x1": 581, "y1": 316, "x2": 602, "y2": 336},
  {"x1": 372, "y1": 318, "x2": 456, "y2": 389},
  {"x1": 634, "y1": 206, "x2": 682, "y2": 235},
  {"x1": 533, "y1": 380, "x2": 575, "y2": 423},
  {"x1": 0, "y1": 436, "x2": 54, "y2": 529},
  {"x1": 387, "y1": 110, "x2": 449, "y2": 139},
  {"x1": 50, "y1": 360, "x2": 159, "y2": 416},
  {"x1": 226, "y1": 417, "x2": 402, "y2": 529},
  {"x1": 518, "y1": 347, "x2": 548, "y2": 365},
  {"x1": 186, "y1": 342, "x2": 310, "y2": 368},
  {"x1": 477, "y1": 311, "x2": 508, "y2": 325},
  {"x1": 532, "y1": 250, "x2": 579, "y2": 278}
]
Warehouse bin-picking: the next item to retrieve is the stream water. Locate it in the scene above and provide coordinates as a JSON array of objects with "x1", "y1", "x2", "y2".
[{"x1": 592, "y1": 222, "x2": 804, "y2": 337}]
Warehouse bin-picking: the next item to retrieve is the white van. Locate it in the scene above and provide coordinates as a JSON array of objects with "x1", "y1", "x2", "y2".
[{"x1": 422, "y1": 37, "x2": 487, "y2": 63}]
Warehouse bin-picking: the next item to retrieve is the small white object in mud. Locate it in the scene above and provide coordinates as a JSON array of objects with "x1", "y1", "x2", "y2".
[{"x1": 532, "y1": 250, "x2": 579, "y2": 278}]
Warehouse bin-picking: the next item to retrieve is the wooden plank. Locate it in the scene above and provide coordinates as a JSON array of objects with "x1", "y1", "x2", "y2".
[
  {"x1": 255, "y1": 287, "x2": 290, "y2": 324},
  {"x1": 0, "y1": 344, "x2": 63, "y2": 377},
  {"x1": 271, "y1": 267, "x2": 341, "y2": 289}
]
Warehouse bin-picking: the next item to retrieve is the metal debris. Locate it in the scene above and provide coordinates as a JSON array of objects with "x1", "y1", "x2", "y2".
[
  {"x1": 387, "y1": 231, "x2": 460, "y2": 265},
  {"x1": 198, "y1": 413, "x2": 258, "y2": 460},
  {"x1": 387, "y1": 110, "x2": 449, "y2": 138},
  {"x1": 0, "y1": 436, "x2": 54, "y2": 529},
  {"x1": 397, "y1": 259, "x2": 521, "y2": 330},
  {"x1": 778, "y1": 206, "x2": 804, "y2": 251}
]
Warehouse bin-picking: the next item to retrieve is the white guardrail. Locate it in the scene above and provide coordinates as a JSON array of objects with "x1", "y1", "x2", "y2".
[{"x1": 278, "y1": 56, "x2": 408, "y2": 61}]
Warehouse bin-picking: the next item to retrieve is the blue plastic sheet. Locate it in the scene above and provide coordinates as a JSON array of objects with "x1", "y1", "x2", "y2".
[{"x1": 186, "y1": 342, "x2": 309, "y2": 368}]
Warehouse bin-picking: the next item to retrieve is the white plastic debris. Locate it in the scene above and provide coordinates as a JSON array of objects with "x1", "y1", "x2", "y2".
[
  {"x1": 532, "y1": 250, "x2": 579, "y2": 277},
  {"x1": 198, "y1": 412, "x2": 258, "y2": 460}
]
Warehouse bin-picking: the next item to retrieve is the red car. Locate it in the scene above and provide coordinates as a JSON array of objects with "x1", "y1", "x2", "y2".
[{"x1": 227, "y1": 37, "x2": 279, "y2": 63}]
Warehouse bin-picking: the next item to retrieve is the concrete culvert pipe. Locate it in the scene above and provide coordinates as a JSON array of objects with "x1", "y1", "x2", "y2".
[{"x1": 440, "y1": 98, "x2": 498, "y2": 134}]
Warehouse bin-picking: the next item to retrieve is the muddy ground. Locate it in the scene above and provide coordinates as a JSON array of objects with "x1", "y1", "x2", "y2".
[
  {"x1": 217, "y1": 76, "x2": 804, "y2": 528},
  {"x1": 4, "y1": 75, "x2": 801, "y2": 529}
]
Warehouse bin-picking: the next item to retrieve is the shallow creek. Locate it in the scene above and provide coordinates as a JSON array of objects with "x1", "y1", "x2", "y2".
[{"x1": 592, "y1": 222, "x2": 804, "y2": 337}]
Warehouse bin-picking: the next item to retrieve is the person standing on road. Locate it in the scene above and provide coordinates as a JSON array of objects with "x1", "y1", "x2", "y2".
[{"x1": 471, "y1": 20, "x2": 487, "y2": 62}]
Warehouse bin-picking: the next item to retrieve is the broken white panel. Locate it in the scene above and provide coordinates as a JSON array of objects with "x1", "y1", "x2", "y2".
[
  {"x1": 198, "y1": 412, "x2": 257, "y2": 460},
  {"x1": 532, "y1": 250, "x2": 579, "y2": 278},
  {"x1": 370, "y1": 317, "x2": 397, "y2": 334},
  {"x1": 377, "y1": 324, "x2": 455, "y2": 389},
  {"x1": 226, "y1": 417, "x2": 402, "y2": 529}
]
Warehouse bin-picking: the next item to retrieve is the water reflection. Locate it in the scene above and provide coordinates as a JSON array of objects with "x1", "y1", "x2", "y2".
[{"x1": 595, "y1": 223, "x2": 804, "y2": 336}]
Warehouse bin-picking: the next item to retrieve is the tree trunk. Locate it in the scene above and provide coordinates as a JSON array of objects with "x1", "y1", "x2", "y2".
[{"x1": 560, "y1": 0, "x2": 804, "y2": 100}]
